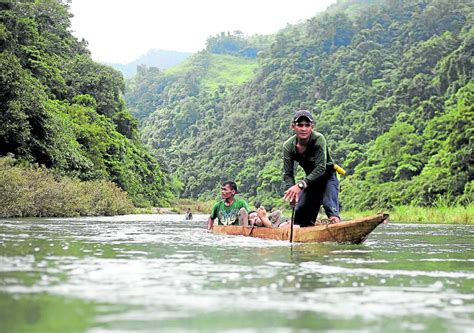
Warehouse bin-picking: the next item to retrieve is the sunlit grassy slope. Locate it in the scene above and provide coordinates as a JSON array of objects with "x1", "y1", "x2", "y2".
[{"x1": 165, "y1": 53, "x2": 258, "y2": 90}]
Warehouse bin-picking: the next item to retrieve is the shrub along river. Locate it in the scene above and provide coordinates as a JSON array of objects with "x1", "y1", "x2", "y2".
[{"x1": 0, "y1": 214, "x2": 473, "y2": 332}]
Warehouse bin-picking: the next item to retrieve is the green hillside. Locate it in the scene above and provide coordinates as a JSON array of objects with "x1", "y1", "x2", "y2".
[
  {"x1": 125, "y1": 51, "x2": 259, "y2": 121},
  {"x1": 165, "y1": 53, "x2": 258, "y2": 90},
  {"x1": 201, "y1": 54, "x2": 258, "y2": 90},
  {"x1": 127, "y1": 0, "x2": 473, "y2": 212}
]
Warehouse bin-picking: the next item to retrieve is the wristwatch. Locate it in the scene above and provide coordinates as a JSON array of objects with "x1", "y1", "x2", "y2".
[{"x1": 297, "y1": 181, "x2": 305, "y2": 190}]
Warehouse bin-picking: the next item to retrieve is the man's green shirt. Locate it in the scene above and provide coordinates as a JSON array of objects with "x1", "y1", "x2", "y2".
[
  {"x1": 210, "y1": 198, "x2": 250, "y2": 226},
  {"x1": 283, "y1": 130, "x2": 334, "y2": 190}
]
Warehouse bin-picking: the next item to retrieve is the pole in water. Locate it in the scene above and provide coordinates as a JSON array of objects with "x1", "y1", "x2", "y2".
[{"x1": 290, "y1": 206, "x2": 295, "y2": 243}]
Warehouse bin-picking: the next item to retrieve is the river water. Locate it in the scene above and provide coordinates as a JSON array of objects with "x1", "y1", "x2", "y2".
[{"x1": 0, "y1": 214, "x2": 473, "y2": 333}]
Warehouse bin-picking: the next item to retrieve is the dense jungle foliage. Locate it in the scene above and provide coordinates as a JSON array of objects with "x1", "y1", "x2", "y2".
[
  {"x1": 0, "y1": 0, "x2": 173, "y2": 212},
  {"x1": 126, "y1": 0, "x2": 473, "y2": 211}
]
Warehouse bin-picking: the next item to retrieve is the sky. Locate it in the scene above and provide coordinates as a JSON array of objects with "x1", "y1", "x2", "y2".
[{"x1": 69, "y1": 0, "x2": 337, "y2": 64}]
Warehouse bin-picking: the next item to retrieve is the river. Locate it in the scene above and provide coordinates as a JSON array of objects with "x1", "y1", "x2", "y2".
[{"x1": 0, "y1": 214, "x2": 473, "y2": 332}]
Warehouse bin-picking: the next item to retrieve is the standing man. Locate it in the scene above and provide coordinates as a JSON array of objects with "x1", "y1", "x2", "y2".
[
  {"x1": 282, "y1": 110, "x2": 341, "y2": 227},
  {"x1": 207, "y1": 181, "x2": 250, "y2": 230}
]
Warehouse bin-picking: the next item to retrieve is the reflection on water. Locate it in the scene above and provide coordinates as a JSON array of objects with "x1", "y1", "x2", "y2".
[{"x1": 0, "y1": 215, "x2": 473, "y2": 332}]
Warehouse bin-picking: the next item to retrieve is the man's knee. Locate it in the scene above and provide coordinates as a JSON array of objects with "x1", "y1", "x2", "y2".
[
  {"x1": 269, "y1": 210, "x2": 282, "y2": 227},
  {"x1": 238, "y1": 208, "x2": 248, "y2": 226}
]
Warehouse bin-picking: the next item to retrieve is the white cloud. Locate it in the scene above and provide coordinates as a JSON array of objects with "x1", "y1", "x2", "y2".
[{"x1": 69, "y1": 0, "x2": 336, "y2": 63}]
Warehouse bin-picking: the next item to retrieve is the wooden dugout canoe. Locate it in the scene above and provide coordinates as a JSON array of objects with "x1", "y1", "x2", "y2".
[{"x1": 212, "y1": 213, "x2": 389, "y2": 244}]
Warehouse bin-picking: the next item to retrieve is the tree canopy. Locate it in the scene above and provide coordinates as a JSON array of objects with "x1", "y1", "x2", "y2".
[
  {"x1": 127, "y1": 0, "x2": 473, "y2": 210},
  {"x1": 0, "y1": 0, "x2": 172, "y2": 207}
]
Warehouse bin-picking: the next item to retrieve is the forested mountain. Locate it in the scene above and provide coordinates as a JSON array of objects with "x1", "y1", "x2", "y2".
[
  {"x1": 125, "y1": 52, "x2": 259, "y2": 120},
  {"x1": 105, "y1": 49, "x2": 192, "y2": 78},
  {"x1": 127, "y1": 0, "x2": 473, "y2": 211},
  {"x1": 0, "y1": 0, "x2": 172, "y2": 207}
]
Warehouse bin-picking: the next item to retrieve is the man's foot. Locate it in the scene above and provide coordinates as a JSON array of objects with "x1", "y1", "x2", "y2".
[
  {"x1": 257, "y1": 206, "x2": 267, "y2": 220},
  {"x1": 328, "y1": 216, "x2": 340, "y2": 224}
]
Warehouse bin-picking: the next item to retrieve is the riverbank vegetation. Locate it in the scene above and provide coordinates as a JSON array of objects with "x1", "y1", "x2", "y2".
[
  {"x1": 170, "y1": 198, "x2": 215, "y2": 216},
  {"x1": 0, "y1": 156, "x2": 134, "y2": 217},
  {"x1": 276, "y1": 205, "x2": 474, "y2": 225},
  {"x1": 342, "y1": 205, "x2": 473, "y2": 224}
]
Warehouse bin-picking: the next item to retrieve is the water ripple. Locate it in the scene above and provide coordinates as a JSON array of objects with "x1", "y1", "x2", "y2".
[{"x1": 0, "y1": 216, "x2": 473, "y2": 332}]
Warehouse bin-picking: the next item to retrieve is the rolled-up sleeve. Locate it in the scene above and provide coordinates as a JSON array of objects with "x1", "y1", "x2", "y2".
[{"x1": 283, "y1": 139, "x2": 295, "y2": 190}]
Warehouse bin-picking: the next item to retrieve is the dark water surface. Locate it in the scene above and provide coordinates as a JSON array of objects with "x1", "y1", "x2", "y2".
[{"x1": 0, "y1": 214, "x2": 473, "y2": 333}]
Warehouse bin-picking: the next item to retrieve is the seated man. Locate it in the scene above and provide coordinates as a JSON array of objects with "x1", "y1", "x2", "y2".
[
  {"x1": 207, "y1": 181, "x2": 250, "y2": 230},
  {"x1": 249, "y1": 207, "x2": 301, "y2": 229}
]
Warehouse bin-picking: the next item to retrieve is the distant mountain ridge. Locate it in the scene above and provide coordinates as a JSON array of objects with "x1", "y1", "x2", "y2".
[{"x1": 105, "y1": 49, "x2": 192, "y2": 78}]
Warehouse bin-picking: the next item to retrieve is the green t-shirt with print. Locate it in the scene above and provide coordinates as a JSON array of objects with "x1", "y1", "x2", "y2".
[{"x1": 210, "y1": 198, "x2": 250, "y2": 226}]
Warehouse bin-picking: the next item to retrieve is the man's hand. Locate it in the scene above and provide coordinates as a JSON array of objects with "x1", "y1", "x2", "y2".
[
  {"x1": 283, "y1": 184, "x2": 301, "y2": 205},
  {"x1": 207, "y1": 217, "x2": 214, "y2": 230}
]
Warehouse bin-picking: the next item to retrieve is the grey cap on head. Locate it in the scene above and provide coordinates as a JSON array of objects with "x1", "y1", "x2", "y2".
[{"x1": 293, "y1": 110, "x2": 314, "y2": 123}]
